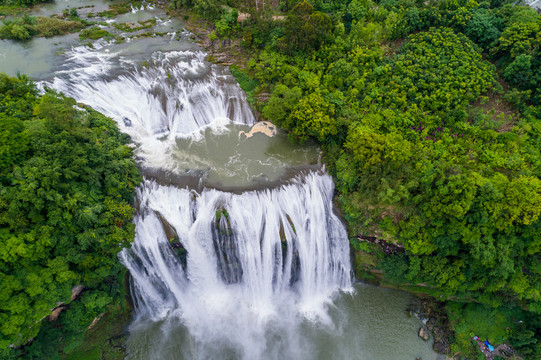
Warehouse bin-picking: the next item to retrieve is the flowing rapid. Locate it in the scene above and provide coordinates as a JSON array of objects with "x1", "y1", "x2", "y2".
[
  {"x1": 48, "y1": 45, "x2": 256, "y2": 174},
  {"x1": 51, "y1": 47, "x2": 254, "y2": 138},
  {"x1": 1, "y1": 3, "x2": 439, "y2": 358}
]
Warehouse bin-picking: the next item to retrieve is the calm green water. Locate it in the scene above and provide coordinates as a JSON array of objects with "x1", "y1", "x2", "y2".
[
  {"x1": 146, "y1": 122, "x2": 321, "y2": 190},
  {"x1": 125, "y1": 284, "x2": 440, "y2": 360}
]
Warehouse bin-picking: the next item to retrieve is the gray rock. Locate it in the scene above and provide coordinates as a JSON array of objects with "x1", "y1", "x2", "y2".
[
  {"x1": 419, "y1": 327, "x2": 430, "y2": 341},
  {"x1": 71, "y1": 285, "x2": 85, "y2": 301}
]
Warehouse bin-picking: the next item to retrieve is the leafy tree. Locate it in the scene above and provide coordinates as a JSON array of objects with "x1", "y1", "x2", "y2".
[
  {"x1": 0, "y1": 14, "x2": 85, "y2": 41},
  {"x1": 346, "y1": 0, "x2": 369, "y2": 23},
  {"x1": 193, "y1": 0, "x2": 223, "y2": 20},
  {"x1": 284, "y1": 90, "x2": 336, "y2": 143},
  {"x1": 465, "y1": 8, "x2": 502, "y2": 50},
  {"x1": 278, "y1": 1, "x2": 333, "y2": 54},
  {"x1": 262, "y1": 84, "x2": 302, "y2": 124}
]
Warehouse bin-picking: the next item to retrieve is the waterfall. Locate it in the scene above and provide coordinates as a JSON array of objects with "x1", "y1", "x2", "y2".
[
  {"x1": 48, "y1": 46, "x2": 255, "y2": 140},
  {"x1": 46, "y1": 38, "x2": 352, "y2": 359},
  {"x1": 527, "y1": 0, "x2": 541, "y2": 9},
  {"x1": 46, "y1": 44, "x2": 255, "y2": 173},
  {"x1": 119, "y1": 173, "x2": 352, "y2": 359}
]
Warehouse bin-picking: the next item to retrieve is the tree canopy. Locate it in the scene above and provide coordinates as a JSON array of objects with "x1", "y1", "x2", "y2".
[{"x1": 0, "y1": 74, "x2": 140, "y2": 349}]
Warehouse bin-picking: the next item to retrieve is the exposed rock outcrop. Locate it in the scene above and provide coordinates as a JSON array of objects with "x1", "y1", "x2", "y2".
[
  {"x1": 49, "y1": 306, "x2": 67, "y2": 322},
  {"x1": 48, "y1": 285, "x2": 86, "y2": 322},
  {"x1": 71, "y1": 285, "x2": 85, "y2": 301},
  {"x1": 238, "y1": 121, "x2": 277, "y2": 139},
  {"x1": 419, "y1": 327, "x2": 430, "y2": 341}
]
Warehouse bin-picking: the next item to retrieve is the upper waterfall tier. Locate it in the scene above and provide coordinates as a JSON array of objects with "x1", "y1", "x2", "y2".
[
  {"x1": 45, "y1": 42, "x2": 322, "y2": 189},
  {"x1": 50, "y1": 47, "x2": 255, "y2": 140}
]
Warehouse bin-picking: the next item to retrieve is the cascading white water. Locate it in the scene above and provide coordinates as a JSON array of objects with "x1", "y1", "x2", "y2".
[
  {"x1": 47, "y1": 44, "x2": 255, "y2": 172},
  {"x1": 527, "y1": 0, "x2": 541, "y2": 9},
  {"x1": 51, "y1": 47, "x2": 254, "y2": 137},
  {"x1": 119, "y1": 172, "x2": 352, "y2": 359}
]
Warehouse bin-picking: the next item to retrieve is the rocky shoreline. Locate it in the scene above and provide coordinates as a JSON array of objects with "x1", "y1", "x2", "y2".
[{"x1": 415, "y1": 299, "x2": 453, "y2": 355}]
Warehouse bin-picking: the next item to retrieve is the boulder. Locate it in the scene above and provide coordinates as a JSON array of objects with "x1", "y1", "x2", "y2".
[
  {"x1": 87, "y1": 312, "x2": 106, "y2": 330},
  {"x1": 238, "y1": 121, "x2": 277, "y2": 139},
  {"x1": 49, "y1": 306, "x2": 66, "y2": 322},
  {"x1": 419, "y1": 327, "x2": 430, "y2": 341},
  {"x1": 71, "y1": 285, "x2": 85, "y2": 301},
  {"x1": 433, "y1": 341, "x2": 450, "y2": 354}
]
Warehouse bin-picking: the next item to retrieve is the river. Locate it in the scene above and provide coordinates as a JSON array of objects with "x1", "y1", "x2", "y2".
[{"x1": 0, "y1": 1, "x2": 441, "y2": 359}]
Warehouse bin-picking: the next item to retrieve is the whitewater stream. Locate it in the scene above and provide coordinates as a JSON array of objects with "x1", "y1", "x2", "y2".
[{"x1": 1, "y1": 1, "x2": 441, "y2": 359}]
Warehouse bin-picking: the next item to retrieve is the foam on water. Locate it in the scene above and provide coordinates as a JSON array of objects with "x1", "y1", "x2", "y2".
[{"x1": 50, "y1": 47, "x2": 254, "y2": 138}]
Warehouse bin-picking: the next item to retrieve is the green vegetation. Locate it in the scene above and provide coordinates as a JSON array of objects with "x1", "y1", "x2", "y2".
[
  {"x1": 448, "y1": 302, "x2": 540, "y2": 359},
  {"x1": 79, "y1": 26, "x2": 113, "y2": 40},
  {"x1": 0, "y1": 0, "x2": 50, "y2": 7},
  {"x1": 1, "y1": 272, "x2": 132, "y2": 360},
  {"x1": 0, "y1": 14, "x2": 86, "y2": 41},
  {"x1": 33, "y1": 16, "x2": 85, "y2": 37},
  {"x1": 0, "y1": 74, "x2": 140, "y2": 356},
  {"x1": 62, "y1": 304, "x2": 131, "y2": 360},
  {"x1": 0, "y1": 4, "x2": 28, "y2": 17},
  {"x1": 112, "y1": 18, "x2": 157, "y2": 33},
  {"x1": 230, "y1": 65, "x2": 258, "y2": 105},
  {"x1": 177, "y1": 0, "x2": 541, "y2": 357},
  {"x1": 97, "y1": 1, "x2": 141, "y2": 18},
  {"x1": 215, "y1": 208, "x2": 229, "y2": 221}
]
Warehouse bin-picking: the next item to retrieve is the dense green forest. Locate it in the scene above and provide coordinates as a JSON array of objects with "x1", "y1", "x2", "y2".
[
  {"x1": 172, "y1": 0, "x2": 541, "y2": 357},
  {"x1": 0, "y1": 74, "x2": 140, "y2": 358}
]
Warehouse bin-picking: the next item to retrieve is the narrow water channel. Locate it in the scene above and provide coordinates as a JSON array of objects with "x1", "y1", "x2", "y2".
[{"x1": 0, "y1": 2, "x2": 441, "y2": 359}]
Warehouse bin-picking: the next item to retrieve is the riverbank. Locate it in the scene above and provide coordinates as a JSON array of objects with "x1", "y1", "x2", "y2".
[{"x1": 155, "y1": 3, "x2": 458, "y2": 358}]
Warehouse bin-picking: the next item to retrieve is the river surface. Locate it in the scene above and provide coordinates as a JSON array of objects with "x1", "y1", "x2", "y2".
[{"x1": 0, "y1": 1, "x2": 441, "y2": 359}]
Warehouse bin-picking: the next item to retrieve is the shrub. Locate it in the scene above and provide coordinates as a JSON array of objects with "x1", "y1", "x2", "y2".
[{"x1": 79, "y1": 26, "x2": 112, "y2": 40}]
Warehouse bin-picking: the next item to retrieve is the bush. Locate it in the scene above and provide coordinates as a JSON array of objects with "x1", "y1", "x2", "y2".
[
  {"x1": 0, "y1": 15, "x2": 35, "y2": 40},
  {"x1": 33, "y1": 16, "x2": 84, "y2": 37},
  {"x1": 0, "y1": 15, "x2": 84, "y2": 40},
  {"x1": 79, "y1": 26, "x2": 112, "y2": 40}
]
